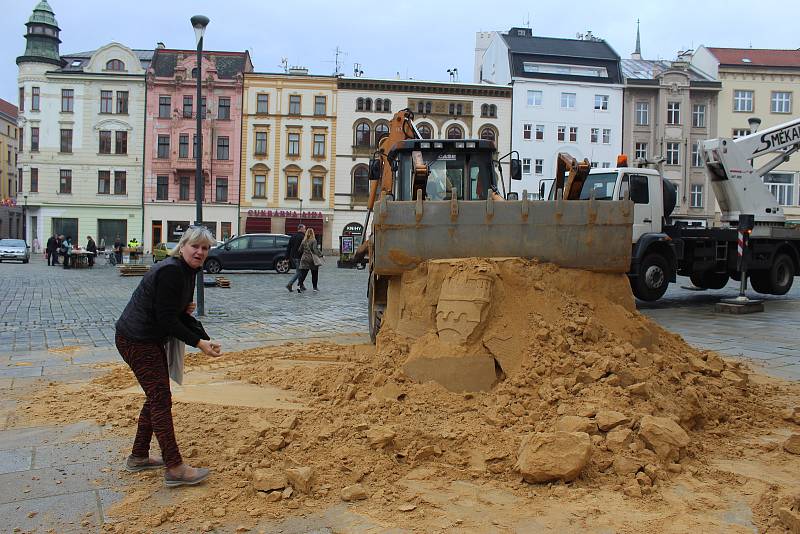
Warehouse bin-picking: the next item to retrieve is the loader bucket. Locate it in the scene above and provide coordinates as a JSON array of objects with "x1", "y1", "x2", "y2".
[{"x1": 371, "y1": 194, "x2": 633, "y2": 276}]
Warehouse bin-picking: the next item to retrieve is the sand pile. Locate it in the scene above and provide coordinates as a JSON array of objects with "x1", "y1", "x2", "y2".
[{"x1": 21, "y1": 258, "x2": 800, "y2": 533}]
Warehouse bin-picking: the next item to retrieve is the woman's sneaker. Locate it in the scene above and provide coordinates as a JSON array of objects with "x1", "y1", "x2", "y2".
[
  {"x1": 165, "y1": 465, "x2": 210, "y2": 487},
  {"x1": 124, "y1": 455, "x2": 165, "y2": 472}
]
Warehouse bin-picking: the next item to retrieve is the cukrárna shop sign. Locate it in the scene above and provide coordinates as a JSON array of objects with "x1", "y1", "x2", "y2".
[{"x1": 247, "y1": 209, "x2": 324, "y2": 219}]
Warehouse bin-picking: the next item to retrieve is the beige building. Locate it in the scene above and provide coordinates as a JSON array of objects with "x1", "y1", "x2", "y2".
[
  {"x1": 622, "y1": 56, "x2": 721, "y2": 224},
  {"x1": 0, "y1": 98, "x2": 22, "y2": 239},
  {"x1": 692, "y1": 46, "x2": 800, "y2": 223},
  {"x1": 239, "y1": 71, "x2": 338, "y2": 248}
]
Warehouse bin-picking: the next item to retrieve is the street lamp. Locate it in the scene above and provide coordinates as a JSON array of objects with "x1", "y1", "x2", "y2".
[
  {"x1": 22, "y1": 195, "x2": 27, "y2": 245},
  {"x1": 191, "y1": 14, "x2": 210, "y2": 316}
]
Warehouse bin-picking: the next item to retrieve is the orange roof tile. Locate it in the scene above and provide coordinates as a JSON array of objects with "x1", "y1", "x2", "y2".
[{"x1": 707, "y1": 47, "x2": 800, "y2": 68}]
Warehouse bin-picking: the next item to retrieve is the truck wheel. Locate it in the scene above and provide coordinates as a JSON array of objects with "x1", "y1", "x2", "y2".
[
  {"x1": 368, "y1": 273, "x2": 386, "y2": 344},
  {"x1": 748, "y1": 270, "x2": 771, "y2": 294},
  {"x1": 690, "y1": 271, "x2": 729, "y2": 290},
  {"x1": 767, "y1": 253, "x2": 795, "y2": 295},
  {"x1": 632, "y1": 253, "x2": 670, "y2": 301}
]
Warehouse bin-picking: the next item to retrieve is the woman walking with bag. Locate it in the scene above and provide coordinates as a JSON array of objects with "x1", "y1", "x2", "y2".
[
  {"x1": 115, "y1": 226, "x2": 222, "y2": 487},
  {"x1": 297, "y1": 228, "x2": 323, "y2": 292}
]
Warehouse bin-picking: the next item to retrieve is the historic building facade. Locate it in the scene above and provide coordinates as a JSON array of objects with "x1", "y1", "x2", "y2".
[
  {"x1": 692, "y1": 46, "x2": 800, "y2": 223},
  {"x1": 621, "y1": 55, "x2": 721, "y2": 224},
  {"x1": 333, "y1": 77, "x2": 512, "y2": 242},
  {"x1": 0, "y1": 98, "x2": 22, "y2": 239},
  {"x1": 476, "y1": 27, "x2": 624, "y2": 198},
  {"x1": 239, "y1": 72, "x2": 337, "y2": 248},
  {"x1": 17, "y1": 0, "x2": 149, "y2": 247},
  {"x1": 143, "y1": 48, "x2": 251, "y2": 250}
]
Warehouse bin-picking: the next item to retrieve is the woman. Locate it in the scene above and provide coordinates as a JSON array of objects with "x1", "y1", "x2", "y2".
[
  {"x1": 61, "y1": 236, "x2": 72, "y2": 269},
  {"x1": 115, "y1": 226, "x2": 222, "y2": 487},
  {"x1": 297, "y1": 228, "x2": 323, "y2": 293}
]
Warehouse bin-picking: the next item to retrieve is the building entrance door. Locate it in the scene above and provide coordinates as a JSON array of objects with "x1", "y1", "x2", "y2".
[{"x1": 152, "y1": 221, "x2": 163, "y2": 248}]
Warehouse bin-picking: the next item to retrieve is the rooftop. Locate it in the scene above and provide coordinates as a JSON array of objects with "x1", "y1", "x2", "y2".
[
  {"x1": 707, "y1": 47, "x2": 800, "y2": 68},
  {"x1": 622, "y1": 58, "x2": 717, "y2": 82},
  {"x1": 60, "y1": 49, "x2": 154, "y2": 72},
  {"x1": 501, "y1": 31, "x2": 620, "y2": 61},
  {"x1": 0, "y1": 98, "x2": 18, "y2": 122}
]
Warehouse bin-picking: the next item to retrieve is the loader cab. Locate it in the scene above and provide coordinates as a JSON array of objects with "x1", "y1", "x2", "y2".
[{"x1": 390, "y1": 139, "x2": 499, "y2": 201}]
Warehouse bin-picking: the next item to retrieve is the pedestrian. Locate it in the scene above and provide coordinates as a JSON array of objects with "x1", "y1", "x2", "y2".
[
  {"x1": 284, "y1": 223, "x2": 305, "y2": 292},
  {"x1": 61, "y1": 236, "x2": 72, "y2": 269},
  {"x1": 115, "y1": 226, "x2": 222, "y2": 487},
  {"x1": 45, "y1": 234, "x2": 57, "y2": 266},
  {"x1": 113, "y1": 236, "x2": 123, "y2": 265},
  {"x1": 297, "y1": 228, "x2": 323, "y2": 293},
  {"x1": 86, "y1": 235, "x2": 97, "y2": 267}
]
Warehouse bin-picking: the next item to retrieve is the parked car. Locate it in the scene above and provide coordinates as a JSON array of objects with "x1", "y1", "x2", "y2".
[
  {"x1": 0, "y1": 239, "x2": 30, "y2": 263},
  {"x1": 152, "y1": 242, "x2": 178, "y2": 263},
  {"x1": 204, "y1": 233, "x2": 291, "y2": 274}
]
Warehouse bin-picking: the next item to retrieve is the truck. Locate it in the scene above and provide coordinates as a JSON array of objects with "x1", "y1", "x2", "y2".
[{"x1": 548, "y1": 117, "x2": 800, "y2": 302}]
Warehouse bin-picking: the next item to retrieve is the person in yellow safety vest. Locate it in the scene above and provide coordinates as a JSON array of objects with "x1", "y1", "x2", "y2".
[
  {"x1": 128, "y1": 237, "x2": 141, "y2": 263},
  {"x1": 128, "y1": 237, "x2": 140, "y2": 249}
]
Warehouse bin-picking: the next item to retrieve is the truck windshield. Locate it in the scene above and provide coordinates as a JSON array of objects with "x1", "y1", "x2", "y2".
[
  {"x1": 396, "y1": 150, "x2": 495, "y2": 201},
  {"x1": 579, "y1": 172, "x2": 618, "y2": 200}
]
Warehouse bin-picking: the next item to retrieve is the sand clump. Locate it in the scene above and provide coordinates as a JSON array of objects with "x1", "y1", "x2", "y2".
[{"x1": 19, "y1": 257, "x2": 800, "y2": 532}]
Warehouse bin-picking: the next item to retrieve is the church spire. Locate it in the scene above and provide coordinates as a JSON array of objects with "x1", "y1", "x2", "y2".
[
  {"x1": 17, "y1": 0, "x2": 63, "y2": 67},
  {"x1": 631, "y1": 19, "x2": 642, "y2": 60}
]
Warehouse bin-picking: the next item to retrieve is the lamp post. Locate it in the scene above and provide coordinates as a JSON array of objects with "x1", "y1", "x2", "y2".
[
  {"x1": 191, "y1": 14, "x2": 210, "y2": 316},
  {"x1": 22, "y1": 195, "x2": 27, "y2": 244}
]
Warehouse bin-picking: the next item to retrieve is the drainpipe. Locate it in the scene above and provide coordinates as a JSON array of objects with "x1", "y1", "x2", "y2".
[{"x1": 141, "y1": 75, "x2": 148, "y2": 246}]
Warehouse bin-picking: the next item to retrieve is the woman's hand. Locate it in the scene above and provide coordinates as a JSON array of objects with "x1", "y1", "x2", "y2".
[
  {"x1": 197, "y1": 339, "x2": 222, "y2": 357},
  {"x1": 185, "y1": 302, "x2": 196, "y2": 315}
]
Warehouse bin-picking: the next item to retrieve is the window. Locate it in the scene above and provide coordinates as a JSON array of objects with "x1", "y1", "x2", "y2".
[
  {"x1": 692, "y1": 104, "x2": 706, "y2": 127},
  {"x1": 364, "y1": 98, "x2": 372, "y2": 111},
  {"x1": 635, "y1": 142, "x2": 648, "y2": 160},
  {"x1": 200, "y1": 97, "x2": 206, "y2": 119},
  {"x1": 384, "y1": 99, "x2": 392, "y2": 112},
  {"x1": 31, "y1": 87, "x2": 40, "y2": 111},
  {"x1": 286, "y1": 175, "x2": 299, "y2": 198},
  {"x1": 488, "y1": 104, "x2": 496, "y2": 117},
  {"x1": 193, "y1": 135, "x2": 198, "y2": 158},
  {"x1": 59, "y1": 170, "x2": 72, "y2": 194},
  {"x1": 179, "y1": 176, "x2": 190, "y2": 200},
  {"x1": 18, "y1": 127, "x2": 22, "y2": 152},
  {"x1": 691, "y1": 141, "x2": 703, "y2": 167},
  {"x1": 106, "y1": 59, "x2": 125, "y2": 71},
  {"x1": 60, "y1": 129, "x2": 73, "y2": 153},
  {"x1": 449, "y1": 103, "x2": 455, "y2": 115},
  {"x1": 557, "y1": 126, "x2": 566, "y2": 142},
  {"x1": 590, "y1": 128, "x2": 599, "y2": 143},
  {"x1": 527, "y1": 90, "x2": 542, "y2": 106},
  {"x1": 313, "y1": 133, "x2": 326, "y2": 157},
  {"x1": 690, "y1": 184, "x2": 703, "y2": 208},
  {"x1": 733, "y1": 90, "x2": 753, "y2": 112},
  {"x1": 159, "y1": 96, "x2": 171, "y2": 118},
  {"x1": 312, "y1": 176, "x2": 324, "y2": 200},
  {"x1": 601, "y1": 162, "x2": 611, "y2": 169},
  {"x1": 115, "y1": 131, "x2": 127, "y2": 155},
  {"x1": 183, "y1": 95, "x2": 193, "y2": 118},
  {"x1": 218, "y1": 97, "x2": 230, "y2": 119},
  {"x1": 114, "y1": 91, "x2": 128, "y2": 114},
  {"x1": 446, "y1": 125, "x2": 463, "y2": 139},
  {"x1": 179, "y1": 134, "x2": 189, "y2": 158},
  {"x1": 157, "y1": 135, "x2": 170, "y2": 158},
  {"x1": 100, "y1": 90, "x2": 113, "y2": 113},
  {"x1": 254, "y1": 175, "x2": 267, "y2": 198},
  {"x1": 353, "y1": 165, "x2": 369, "y2": 201},
  {"x1": 221, "y1": 222, "x2": 232, "y2": 241},
  {"x1": 357, "y1": 98, "x2": 365, "y2": 111},
  {"x1": 523, "y1": 123, "x2": 532, "y2": 140},
  {"x1": 479, "y1": 127, "x2": 496, "y2": 142},
  {"x1": 763, "y1": 173, "x2": 794, "y2": 206},
  {"x1": 667, "y1": 102, "x2": 680, "y2": 124},
  {"x1": 535, "y1": 124, "x2": 544, "y2": 140},
  {"x1": 31, "y1": 127, "x2": 39, "y2": 152},
  {"x1": 535, "y1": 159, "x2": 544, "y2": 175},
  {"x1": 356, "y1": 123, "x2": 371, "y2": 146},
  {"x1": 156, "y1": 175, "x2": 169, "y2": 200},
  {"x1": 569, "y1": 127, "x2": 578, "y2": 142},
  {"x1": 97, "y1": 171, "x2": 110, "y2": 194},
  {"x1": 522, "y1": 158, "x2": 531, "y2": 174},
  {"x1": 594, "y1": 94, "x2": 609, "y2": 110},
  {"x1": 19, "y1": 87, "x2": 24, "y2": 112},
  {"x1": 480, "y1": 104, "x2": 488, "y2": 117},
  {"x1": 456, "y1": 104, "x2": 463, "y2": 115},
  {"x1": 314, "y1": 96, "x2": 326, "y2": 116},
  {"x1": 560, "y1": 92, "x2": 576, "y2": 109},
  {"x1": 114, "y1": 171, "x2": 126, "y2": 195},
  {"x1": 666, "y1": 142, "x2": 680, "y2": 165},
  {"x1": 30, "y1": 168, "x2": 38, "y2": 192},
  {"x1": 99, "y1": 130, "x2": 111, "y2": 154},
  {"x1": 425, "y1": 101, "x2": 431, "y2": 114},
  {"x1": 635, "y1": 101, "x2": 649, "y2": 125},
  {"x1": 732, "y1": 128, "x2": 751, "y2": 139},
  {"x1": 215, "y1": 177, "x2": 228, "y2": 202},
  {"x1": 602, "y1": 129, "x2": 611, "y2": 144},
  {"x1": 376, "y1": 99, "x2": 383, "y2": 112},
  {"x1": 287, "y1": 133, "x2": 300, "y2": 156},
  {"x1": 256, "y1": 93, "x2": 268, "y2": 114},
  {"x1": 375, "y1": 123, "x2": 389, "y2": 145},
  {"x1": 771, "y1": 91, "x2": 792, "y2": 114},
  {"x1": 254, "y1": 132, "x2": 267, "y2": 155},
  {"x1": 61, "y1": 89, "x2": 73, "y2": 112},
  {"x1": 289, "y1": 95, "x2": 301, "y2": 115},
  {"x1": 216, "y1": 136, "x2": 229, "y2": 160}
]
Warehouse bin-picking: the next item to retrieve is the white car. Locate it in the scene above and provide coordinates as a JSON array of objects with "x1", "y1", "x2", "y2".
[{"x1": 0, "y1": 239, "x2": 30, "y2": 263}]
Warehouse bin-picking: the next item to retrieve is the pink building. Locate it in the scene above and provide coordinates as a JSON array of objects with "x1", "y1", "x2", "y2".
[{"x1": 143, "y1": 48, "x2": 252, "y2": 250}]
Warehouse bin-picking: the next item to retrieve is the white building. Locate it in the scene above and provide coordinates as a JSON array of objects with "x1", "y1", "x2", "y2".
[{"x1": 476, "y1": 27, "x2": 624, "y2": 198}]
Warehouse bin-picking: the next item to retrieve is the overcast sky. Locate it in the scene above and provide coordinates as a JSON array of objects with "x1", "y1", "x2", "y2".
[{"x1": 2, "y1": 0, "x2": 799, "y2": 104}]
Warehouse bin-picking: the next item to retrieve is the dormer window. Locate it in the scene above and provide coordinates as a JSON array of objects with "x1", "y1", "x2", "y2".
[
  {"x1": 106, "y1": 59, "x2": 125, "y2": 71},
  {"x1": 70, "y1": 60, "x2": 82, "y2": 67}
]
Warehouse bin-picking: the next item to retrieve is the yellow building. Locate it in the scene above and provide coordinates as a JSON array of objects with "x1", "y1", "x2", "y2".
[
  {"x1": 693, "y1": 47, "x2": 800, "y2": 223},
  {"x1": 0, "y1": 97, "x2": 22, "y2": 239},
  {"x1": 239, "y1": 70, "x2": 337, "y2": 248}
]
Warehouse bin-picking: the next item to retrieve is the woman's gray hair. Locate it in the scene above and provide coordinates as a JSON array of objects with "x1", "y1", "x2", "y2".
[{"x1": 169, "y1": 226, "x2": 216, "y2": 257}]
